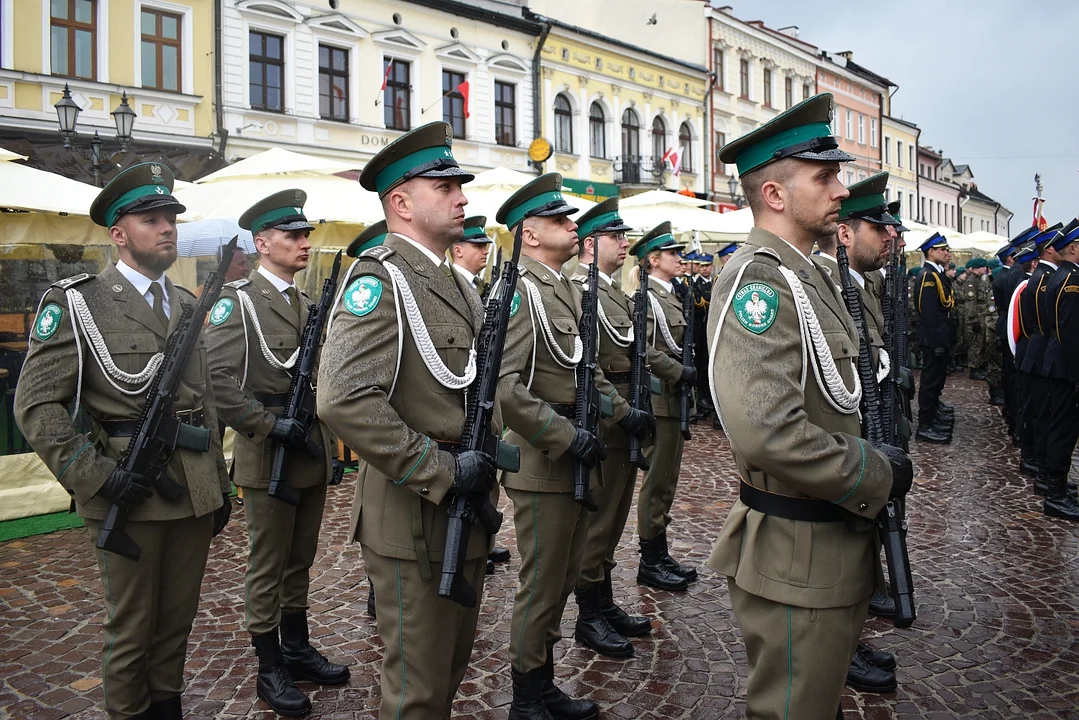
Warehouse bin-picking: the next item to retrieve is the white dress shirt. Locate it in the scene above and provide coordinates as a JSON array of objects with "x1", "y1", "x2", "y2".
[
  {"x1": 116, "y1": 259, "x2": 171, "y2": 319},
  {"x1": 651, "y1": 276, "x2": 674, "y2": 293},
  {"x1": 395, "y1": 233, "x2": 447, "y2": 270},
  {"x1": 257, "y1": 264, "x2": 297, "y2": 300}
]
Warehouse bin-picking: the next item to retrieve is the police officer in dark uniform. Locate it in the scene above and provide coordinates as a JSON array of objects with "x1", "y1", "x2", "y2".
[
  {"x1": 914, "y1": 233, "x2": 955, "y2": 443},
  {"x1": 1040, "y1": 219, "x2": 1079, "y2": 521},
  {"x1": 993, "y1": 227, "x2": 1039, "y2": 439}
]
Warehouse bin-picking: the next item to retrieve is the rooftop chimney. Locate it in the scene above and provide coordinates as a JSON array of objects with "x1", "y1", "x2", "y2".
[
  {"x1": 777, "y1": 25, "x2": 800, "y2": 38},
  {"x1": 837, "y1": 50, "x2": 853, "y2": 61}
]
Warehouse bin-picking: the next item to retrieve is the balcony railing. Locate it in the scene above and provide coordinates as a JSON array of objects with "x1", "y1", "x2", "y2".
[{"x1": 614, "y1": 155, "x2": 667, "y2": 186}]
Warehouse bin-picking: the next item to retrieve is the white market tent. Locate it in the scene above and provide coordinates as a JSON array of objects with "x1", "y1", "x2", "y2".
[
  {"x1": 0, "y1": 147, "x2": 101, "y2": 216},
  {"x1": 953, "y1": 230, "x2": 1009, "y2": 254},
  {"x1": 618, "y1": 190, "x2": 753, "y2": 244}
]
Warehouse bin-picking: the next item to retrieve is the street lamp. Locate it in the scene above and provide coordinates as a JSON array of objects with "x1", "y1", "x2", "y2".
[
  {"x1": 727, "y1": 174, "x2": 743, "y2": 209},
  {"x1": 54, "y1": 84, "x2": 136, "y2": 187}
]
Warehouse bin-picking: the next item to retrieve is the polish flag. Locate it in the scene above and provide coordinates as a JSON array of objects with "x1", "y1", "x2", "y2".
[
  {"x1": 662, "y1": 146, "x2": 681, "y2": 176},
  {"x1": 380, "y1": 62, "x2": 393, "y2": 92},
  {"x1": 1007, "y1": 278, "x2": 1028, "y2": 355},
  {"x1": 456, "y1": 81, "x2": 470, "y2": 118}
]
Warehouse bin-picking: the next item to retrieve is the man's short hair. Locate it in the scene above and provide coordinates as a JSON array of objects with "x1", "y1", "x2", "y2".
[{"x1": 741, "y1": 158, "x2": 797, "y2": 215}]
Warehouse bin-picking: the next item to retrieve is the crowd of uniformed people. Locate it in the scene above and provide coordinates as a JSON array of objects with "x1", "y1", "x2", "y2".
[{"x1": 12, "y1": 92, "x2": 1077, "y2": 720}]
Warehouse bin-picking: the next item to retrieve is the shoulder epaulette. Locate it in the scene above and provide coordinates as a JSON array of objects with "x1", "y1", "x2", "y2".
[
  {"x1": 570, "y1": 272, "x2": 587, "y2": 284},
  {"x1": 752, "y1": 247, "x2": 782, "y2": 265},
  {"x1": 175, "y1": 285, "x2": 196, "y2": 299},
  {"x1": 51, "y1": 273, "x2": 94, "y2": 290},
  {"x1": 360, "y1": 245, "x2": 396, "y2": 262},
  {"x1": 225, "y1": 279, "x2": 251, "y2": 289}
]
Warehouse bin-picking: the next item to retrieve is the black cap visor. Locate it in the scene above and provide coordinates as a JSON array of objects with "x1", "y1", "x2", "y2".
[
  {"x1": 528, "y1": 199, "x2": 579, "y2": 219},
  {"x1": 116, "y1": 194, "x2": 186, "y2": 221}
]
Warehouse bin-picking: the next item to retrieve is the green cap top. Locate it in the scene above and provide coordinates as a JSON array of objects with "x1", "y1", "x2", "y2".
[
  {"x1": 839, "y1": 172, "x2": 900, "y2": 226},
  {"x1": 358, "y1": 121, "x2": 474, "y2": 197},
  {"x1": 495, "y1": 173, "x2": 577, "y2": 230},
  {"x1": 575, "y1": 197, "x2": 632, "y2": 239},
  {"x1": 89, "y1": 162, "x2": 186, "y2": 228},
  {"x1": 346, "y1": 220, "x2": 388, "y2": 258},
  {"x1": 629, "y1": 221, "x2": 685, "y2": 260},
  {"x1": 460, "y1": 216, "x2": 491, "y2": 243},
  {"x1": 718, "y1": 94, "x2": 855, "y2": 177},
  {"x1": 239, "y1": 189, "x2": 314, "y2": 234}
]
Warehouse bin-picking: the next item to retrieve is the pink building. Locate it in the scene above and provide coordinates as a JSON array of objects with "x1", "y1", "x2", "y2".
[
  {"x1": 917, "y1": 146, "x2": 961, "y2": 231},
  {"x1": 815, "y1": 52, "x2": 890, "y2": 187}
]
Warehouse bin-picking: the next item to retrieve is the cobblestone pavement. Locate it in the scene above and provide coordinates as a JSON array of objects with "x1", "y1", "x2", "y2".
[{"x1": 3, "y1": 374, "x2": 1079, "y2": 719}]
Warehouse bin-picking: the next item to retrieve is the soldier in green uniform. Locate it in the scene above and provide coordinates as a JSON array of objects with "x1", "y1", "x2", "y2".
[
  {"x1": 956, "y1": 261, "x2": 987, "y2": 379},
  {"x1": 205, "y1": 190, "x2": 349, "y2": 716},
  {"x1": 495, "y1": 174, "x2": 630, "y2": 720},
  {"x1": 707, "y1": 95, "x2": 912, "y2": 719},
  {"x1": 632, "y1": 223, "x2": 700, "y2": 592},
  {"x1": 317, "y1": 122, "x2": 500, "y2": 719},
  {"x1": 569, "y1": 198, "x2": 656, "y2": 659},
  {"x1": 14, "y1": 163, "x2": 232, "y2": 720},
  {"x1": 450, "y1": 215, "x2": 494, "y2": 296}
]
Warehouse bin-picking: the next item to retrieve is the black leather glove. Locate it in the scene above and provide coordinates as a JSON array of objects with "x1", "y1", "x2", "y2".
[
  {"x1": 452, "y1": 450, "x2": 497, "y2": 495},
  {"x1": 566, "y1": 428, "x2": 607, "y2": 468},
  {"x1": 269, "y1": 416, "x2": 307, "y2": 450},
  {"x1": 97, "y1": 467, "x2": 153, "y2": 510},
  {"x1": 213, "y1": 493, "x2": 232, "y2": 537},
  {"x1": 933, "y1": 347, "x2": 948, "y2": 358},
  {"x1": 617, "y1": 408, "x2": 653, "y2": 440},
  {"x1": 680, "y1": 364, "x2": 697, "y2": 384},
  {"x1": 329, "y1": 459, "x2": 345, "y2": 486},
  {"x1": 875, "y1": 443, "x2": 913, "y2": 497}
]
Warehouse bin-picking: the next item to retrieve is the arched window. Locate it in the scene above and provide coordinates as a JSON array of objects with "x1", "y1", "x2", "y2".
[
  {"x1": 679, "y1": 122, "x2": 693, "y2": 173},
  {"x1": 651, "y1": 116, "x2": 666, "y2": 164},
  {"x1": 589, "y1": 102, "x2": 606, "y2": 158},
  {"x1": 554, "y1": 93, "x2": 573, "y2": 153},
  {"x1": 621, "y1": 108, "x2": 640, "y2": 158}
]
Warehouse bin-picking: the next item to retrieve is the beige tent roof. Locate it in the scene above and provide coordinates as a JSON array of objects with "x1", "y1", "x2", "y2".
[
  {"x1": 197, "y1": 146, "x2": 359, "y2": 182},
  {"x1": 0, "y1": 145, "x2": 101, "y2": 215}
]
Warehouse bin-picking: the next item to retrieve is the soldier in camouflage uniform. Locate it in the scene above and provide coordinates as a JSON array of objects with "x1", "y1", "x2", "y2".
[
  {"x1": 908, "y1": 269, "x2": 921, "y2": 368},
  {"x1": 982, "y1": 258, "x2": 1005, "y2": 404},
  {"x1": 960, "y1": 259, "x2": 991, "y2": 380},
  {"x1": 952, "y1": 264, "x2": 971, "y2": 371}
]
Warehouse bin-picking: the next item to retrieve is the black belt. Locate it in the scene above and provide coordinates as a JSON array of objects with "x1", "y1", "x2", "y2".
[
  {"x1": 739, "y1": 482, "x2": 844, "y2": 523},
  {"x1": 255, "y1": 392, "x2": 289, "y2": 407},
  {"x1": 549, "y1": 403, "x2": 576, "y2": 419},
  {"x1": 99, "y1": 409, "x2": 205, "y2": 437},
  {"x1": 605, "y1": 370, "x2": 631, "y2": 384},
  {"x1": 435, "y1": 440, "x2": 461, "y2": 453}
]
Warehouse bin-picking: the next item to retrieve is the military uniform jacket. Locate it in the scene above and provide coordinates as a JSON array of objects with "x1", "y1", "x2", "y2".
[
  {"x1": 994, "y1": 264, "x2": 1023, "y2": 344},
  {"x1": 706, "y1": 228, "x2": 892, "y2": 608},
  {"x1": 1017, "y1": 263, "x2": 1055, "y2": 376},
  {"x1": 915, "y1": 263, "x2": 955, "y2": 350},
  {"x1": 572, "y1": 271, "x2": 680, "y2": 451},
  {"x1": 14, "y1": 266, "x2": 229, "y2": 522},
  {"x1": 205, "y1": 269, "x2": 333, "y2": 490},
  {"x1": 316, "y1": 235, "x2": 494, "y2": 562},
  {"x1": 1041, "y1": 260, "x2": 1079, "y2": 382},
  {"x1": 498, "y1": 256, "x2": 626, "y2": 493},
  {"x1": 645, "y1": 276, "x2": 692, "y2": 418}
]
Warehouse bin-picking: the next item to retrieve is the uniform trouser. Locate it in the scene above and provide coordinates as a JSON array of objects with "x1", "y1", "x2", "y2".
[
  {"x1": 85, "y1": 514, "x2": 213, "y2": 720},
  {"x1": 1016, "y1": 370, "x2": 1034, "y2": 455},
  {"x1": 363, "y1": 546, "x2": 485, "y2": 720},
  {"x1": 1044, "y1": 379, "x2": 1079, "y2": 478},
  {"x1": 1000, "y1": 341, "x2": 1016, "y2": 426},
  {"x1": 984, "y1": 324, "x2": 1001, "y2": 388},
  {"x1": 507, "y1": 488, "x2": 590, "y2": 673},
  {"x1": 243, "y1": 483, "x2": 327, "y2": 635},
  {"x1": 577, "y1": 447, "x2": 637, "y2": 587},
  {"x1": 966, "y1": 321, "x2": 985, "y2": 368},
  {"x1": 729, "y1": 581, "x2": 870, "y2": 720},
  {"x1": 638, "y1": 416, "x2": 684, "y2": 540},
  {"x1": 1028, "y1": 375, "x2": 1054, "y2": 467},
  {"x1": 917, "y1": 347, "x2": 949, "y2": 424}
]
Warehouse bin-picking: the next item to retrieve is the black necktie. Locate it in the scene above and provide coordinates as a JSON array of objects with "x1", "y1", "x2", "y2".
[{"x1": 149, "y1": 283, "x2": 169, "y2": 331}]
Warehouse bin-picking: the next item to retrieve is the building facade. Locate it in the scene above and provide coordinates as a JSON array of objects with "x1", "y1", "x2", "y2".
[
  {"x1": 707, "y1": 7, "x2": 818, "y2": 210},
  {"x1": 940, "y1": 162, "x2": 1012, "y2": 236},
  {"x1": 882, "y1": 114, "x2": 919, "y2": 222},
  {"x1": 218, "y1": 0, "x2": 541, "y2": 172},
  {"x1": 916, "y1": 145, "x2": 960, "y2": 231},
  {"x1": 529, "y1": 15, "x2": 709, "y2": 198},
  {"x1": 816, "y1": 52, "x2": 888, "y2": 188},
  {"x1": 0, "y1": 0, "x2": 221, "y2": 182}
]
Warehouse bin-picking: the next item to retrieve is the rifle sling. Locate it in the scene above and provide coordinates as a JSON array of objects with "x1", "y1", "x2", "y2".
[
  {"x1": 739, "y1": 482, "x2": 844, "y2": 523},
  {"x1": 99, "y1": 413, "x2": 210, "y2": 453}
]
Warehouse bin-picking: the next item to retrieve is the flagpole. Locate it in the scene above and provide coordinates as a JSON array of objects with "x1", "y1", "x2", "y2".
[
  {"x1": 421, "y1": 88, "x2": 454, "y2": 115},
  {"x1": 374, "y1": 62, "x2": 393, "y2": 107}
]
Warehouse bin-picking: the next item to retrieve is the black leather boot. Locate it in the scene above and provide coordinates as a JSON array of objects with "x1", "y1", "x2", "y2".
[
  {"x1": 845, "y1": 646, "x2": 897, "y2": 693},
  {"x1": 857, "y1": 641, "x2": 896, "y2": 671},
  {"x1": 541, "y1": 647, "x2": 599, "y2": 720},
  {"x1": 1020, "y1": 454, "x2": 1039, "y2": 477},
  {"x1": 599, "y1": 568, "x2": 651, "y2": 637},
  {"x1": 509, "y1": 667, "x2": 554, "y2": 720},
  {"x1": 657, "y1": 530, "x2": 698, "y2": 582},
  {"x1": 490, "y1": 546, "x2": 511, "y2": 562},
  {"x1": 1044, "y1": 475, "x2": 1079, "y2": 521},
  {"x1": 252, "y1": 629, "x2": 311, "y2": 717},
  {"x1": 147, "y1": 695, "x2": 182, "y2": 720},
  {"x1": 988, "y1": 387, "x2": 1006, "y2": 406},
  {"x1": 280, "y1": 611, "x2": 350, "y2": 685},
  {"x1": 637, "y1": 536, "x2": 689, "y2": 591},
  {"x1": 573, "y1": 584, "x2": 633, "y2": 658},
  {"x1": 867, "y1": 589, "x2": 895, "y2": 619},
  {"x1": 915, "y1": 423, "x2": 950, "y2": 444},
  {"x1": 1033, "y1": 472, "x2": 1050, "y2": 496}
]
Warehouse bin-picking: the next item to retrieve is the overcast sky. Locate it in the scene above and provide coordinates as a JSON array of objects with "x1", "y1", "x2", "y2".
[{"x1": 737, "y1": 0, "x2": 1079, "y2": 234}]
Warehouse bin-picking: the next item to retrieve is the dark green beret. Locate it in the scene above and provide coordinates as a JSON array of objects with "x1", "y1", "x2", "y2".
[
  {"x1": 840, "y1": 172, "x2": 900, "y2": 226},
  {"x1": 89, "y1": 162, "x2": 186, "y2": 228},
  {"x1": 575, "y1": 197, "x2": 632, "y2": 238},
  {"x1": 239, "y1": 189, "x2": 314, "y2": 234},
  {"x1": 358, "y1": 121, "x2": 474, "y2": 197},
  {"x1": 629, "y1": 221, "x2": 685, "y2": 260},
  {"x1": 346, "y1": 220, "x2": 387, "y2": 258},
  {"x1": 496, "y1": 173, "x2": 577, "y2": 230}
]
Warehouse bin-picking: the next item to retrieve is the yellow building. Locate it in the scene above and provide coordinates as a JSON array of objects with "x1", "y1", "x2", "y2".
[
  {"x1": 882, "y1": 115, "x2": 920, "y2": 222},
  {"x1": 0, "y1": 0, "x2": 219, "y2": 183},
  {"x1": 532, "y1": 18, "x2": 710, "y2": 199}
]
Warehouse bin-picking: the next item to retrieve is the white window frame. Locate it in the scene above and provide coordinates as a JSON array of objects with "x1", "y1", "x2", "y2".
[
  {"x1": 2, "y1": 0, "x2": 14, "y2": 69},
  {"x1": 586, "y1": 95, "x2": 612, "y2": 160},
  {"x1": 437, "y1": 60, "x2": 474, "y2": 141},
  {"x1": 909, "y1": 145, "x2": 915, "y2": 173},
  {"x1": 883, "y1": 136, "x2": 891, "y2": 165},
  {"x1": 134, "y1": 1, "x2": 194, "y2": 95},
  {"x1": 857, "y1": 114, "x2": 864, "y2": 144},
  {"x1": 243, "y1": 19, "x2": 295, "y2": 114},
  {"x1": 845, "y1": 108, "x2": 852, "y2": 140},
  {"x1": 489, "y1": 55, "x2": 528, "y2": 149},
  {"x1": 896, "y1": 141, "x2": 904, "y2": 169},
  {"x1": 373, "y1": 31, "x2": 425, "y2": 132},
  {"x1": 42, "y1": 0, "x2": 110, "y2": 82},
  {"x1": 870, "y1": 118, "x2": 877, "y2": 148}
]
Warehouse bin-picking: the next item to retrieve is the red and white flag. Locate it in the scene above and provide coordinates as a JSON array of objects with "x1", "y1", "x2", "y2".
[
  {"x1": 662, "y1": 146, "x2": 682, "y2": 176},
  {"x1": 1007, "y1": 278, "x2": 1028, "y2": 355},
  {"x1": 456, "y1": 80, "x2": 470, "y2": 118},
  {"x1": 380, "y1": 62, "x2": 393, "y2": 92}
]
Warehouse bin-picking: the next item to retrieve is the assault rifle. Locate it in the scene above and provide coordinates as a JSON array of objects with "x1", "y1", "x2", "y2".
[
  {"x1": 572, "y1": 258, "x2": 601, "y2": 511},
  {"x1": 835, "y1": 243, "x2": 916, "y2": 629},
  {"x1": 629, "y1": 264, "x2": 652, "y2": 471},
  {"x1": 679, "y1": 274, "x2": 695, "y2": 440},
  {"x1": 438, "y1": 229, "x2": 523, "y2": 607},
  {"x1": 96, "y1": 237, "x2": 239, "y2": 560},
  {"x1": 267, "y1": 251, "x2": 343, "y2": 505}
]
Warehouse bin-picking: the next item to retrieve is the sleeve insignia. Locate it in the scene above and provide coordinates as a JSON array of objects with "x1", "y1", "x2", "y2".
[
  {"x1": 344, "y1": 275, "x2": 383, "y2": 317},
  {"x1": 34, "y1": 303, "x2": 64, "y2": 340},
  {"x1": 733, "y1": 282, "x2": 778, "y2": 334},
  {"x1": 209, "y1": 297, "x2": 235, "y2": 325},
  {"x1": 510, "y1": 289, "x2": 522, "y2": 317}
]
